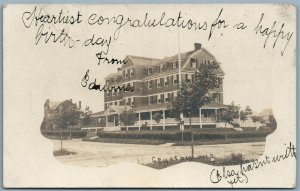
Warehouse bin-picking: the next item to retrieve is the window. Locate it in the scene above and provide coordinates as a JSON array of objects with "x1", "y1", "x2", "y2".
[
  {"x1": 131, "y1": 98, "x2": 135, "y2": 106},
  {"x1": 129, "y1": 82, "x2": 134, "y2": 90},
  {"x1": 148, "y1": 96, "x2": 151, "y2": 105},
  {"x1": 160, "y1": 64, "x2": 164, "y2": 71},
  {"x1": 128, "y1": 98, "x2": 131, "y2": 105},
  {"x1": 173, "y1": 61, "x2": 178, "y2": 69},
  {"x1": 164, "y1": 77, "x2": 168, "y2": 86},
  {"x1": 130, "y1": 68, "x2": 134, "y2": 77},
  {"x1": 186, "y1": 74, "x2": 192, "y2": 82},
  {"x1": 115, "y1": 101, "x2": 118, "y2": 105},
  {"x1": 191, "y1": 74, "x2": 195, "y2": 82},
  {"x1": 118, "y1": 100, "x2": 122, "y2": 105},
  {"x1": 160, "y1": 78, "x2": 164, "y2": 87},
  {"x1": 112, "y1": 90, "x2": 115, "y2": 96},
  {"x1": 173, "y1": 74, "x2": 179, "y2": 84},
  {"x1": 213, "y1": 93, "x2": 219, "y2": 102},
  {"x1": 125, "y1": 70, "x2": 128, "y2": 78},
  {"x1": 164, "y1": 93, "x2": 169, "y2": 103},
  {"x1": 174, "y1": 91, "x2": 178, "y2": 99},
  {"x1": 157, "y1": 79, "x2": 161, "y2": 88},
  {"x1": 157, "y1": 94, "x2": 161, "y2": 104},
  {"x1": 110, "y1": 102, "x2": 113, "y2": 105},
  {"x1": 153, "y1": 95, "x2": 157, "y2": 104},
  {"x1": 148, "y1": 81, "x2": 152, "y2": 89},
  {"x1": 147, "y1": 68, "x2": 153, "y2": 75},
  {"x1": 190, "y1": 58, "x2": 198, "y2": 68}
]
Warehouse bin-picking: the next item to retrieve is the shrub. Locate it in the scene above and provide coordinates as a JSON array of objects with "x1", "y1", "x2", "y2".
[
  {"x1": 41, "y1": 129, "x2": 87, "y2": 139},
  {"x1": 96, "y1": 128, "x2": 273, "y2": 141}
]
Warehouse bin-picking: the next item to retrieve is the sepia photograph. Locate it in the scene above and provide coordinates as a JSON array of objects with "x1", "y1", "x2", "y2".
[{"x1": 3, "y1": 4, "x2": 296, "y2": 188}]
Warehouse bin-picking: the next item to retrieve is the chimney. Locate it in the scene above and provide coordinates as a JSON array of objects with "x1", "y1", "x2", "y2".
[
  {"x1": 194, "y1": 43, "x2": 202, "y2": 50},
  {"x1": 78, "y1": 101, "x2": 82, "y2": 109}
]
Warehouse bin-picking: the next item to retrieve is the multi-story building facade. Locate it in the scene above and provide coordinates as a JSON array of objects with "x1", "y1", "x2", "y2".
[{"x1": 90, "y1": 43, "x2": 225, "y2": 131}]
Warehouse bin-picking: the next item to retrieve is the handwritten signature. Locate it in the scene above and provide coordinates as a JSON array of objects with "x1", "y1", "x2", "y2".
[{"x1": 209, "y1": 142, "x2": 296, "y2": 187}]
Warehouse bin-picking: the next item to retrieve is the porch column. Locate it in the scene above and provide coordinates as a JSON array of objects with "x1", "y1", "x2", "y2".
[
  {"x1": 199, "y1": 108, "x2": 202, "y2": 128},
  {"x1": 215, "y1": 109, "x2": 217, "y2": 121},
  {"x1": 113, "y1": 115, "x2": 116, "y2": 127},
  {"x1": 150, "y1": 111, "x2": 153, "y2": 130},
  {"x1": 138, "y1": 113, "x2": 141, "y2": 131},
  {"x1": 163, "y1": 110, "x2": 166, "y2": 131},
  {"x1": 106, "y1": 115, "x2": 108, "y2": 127},
  {"x1": 118, "y1": 114, "x2": 120, "y2": 127}
]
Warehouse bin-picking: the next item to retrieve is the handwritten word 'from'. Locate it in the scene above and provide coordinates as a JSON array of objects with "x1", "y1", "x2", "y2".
[{"x1": 209, "y1": 142, "x2": 296, "y2": 187}]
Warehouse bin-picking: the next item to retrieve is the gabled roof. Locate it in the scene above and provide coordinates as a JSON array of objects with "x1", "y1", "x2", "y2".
[
  {"x1": 161, "y1": 51, "x2": 195, "y2": 63},
  {"x1": 261, "y1": 109, "x2": 273, "y2": 116},
  {"x1": 127, "y1": 55, "x2": 161, "y2": 67},
  {"x1": 91, "y1": 111, "x2": 105, "y2": 118}
]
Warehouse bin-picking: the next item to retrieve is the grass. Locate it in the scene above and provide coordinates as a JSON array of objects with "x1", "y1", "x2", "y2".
[
  {"x1": 53, "y1": 149, "x2": 77, "y2": 156},
  {"x1": 83, "y1": 137, "x2": 166, "y2": 145},
  {"x1": 83, "y1": 136, "x2": 266, "y2": 146},
  {"x1": 173, "y1": 137, "x2": 266, "y2": 146}
]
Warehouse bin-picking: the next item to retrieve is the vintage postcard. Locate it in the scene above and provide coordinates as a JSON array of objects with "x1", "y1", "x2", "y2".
[{"x1": 3, "y1": 4, "x2": 296, "y2": 188}]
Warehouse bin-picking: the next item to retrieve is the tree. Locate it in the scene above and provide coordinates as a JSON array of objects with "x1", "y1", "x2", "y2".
[
  {"x1": 169, "y1": 61, "x2": 221, "y2": 158},
  {"x1": 218, "y1": 101, "x2": 240, "y2": 127},
  {"x1": 153, "y1": 112, "x2": 163, "y2": 124},
  {"x1": 82, "y1": 106, "x2": 92, "y2": 126},
  {"x1": 240, "y1": 106, "x2": 253, "y2": 124},
  {"x1": 267, "y1": 115, "x2": 277, "y2": 129},
  {"x1": 119, "y1": 109, "x2": 138, "y2": 130},
  {"x1": 251, "y1": 115, "x2": 264, "y2": 129},
  {"x1": 50, "y1": 100, "x2": 82, "y2": 129}
]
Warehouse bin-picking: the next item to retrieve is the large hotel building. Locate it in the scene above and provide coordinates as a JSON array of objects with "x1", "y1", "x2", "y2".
[{"x1": 90, "y1": 43, "x2": 225, "y2": 131}]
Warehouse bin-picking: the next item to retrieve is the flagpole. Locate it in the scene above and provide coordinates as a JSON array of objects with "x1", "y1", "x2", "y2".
[{"x1": 177, "y1": 27, "x2": 184, "y2": 132}]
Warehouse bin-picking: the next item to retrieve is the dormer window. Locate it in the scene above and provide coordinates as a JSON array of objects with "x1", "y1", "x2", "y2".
[
  {"x1": 130, "y1": 68, "x2": 134, "y2": 77},
  {"x1": 147, "y1": 68, "x2": 153, "y2": 75},
  {"x1": 173, "y1": 61, "x2": 178, "y2": 69},
  {"x1": 190, "y1": 58, "x2": 198, "y2": 68},
  {"x1": 160, "y1": 64, "x2": 164, "y2": 71}
]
